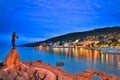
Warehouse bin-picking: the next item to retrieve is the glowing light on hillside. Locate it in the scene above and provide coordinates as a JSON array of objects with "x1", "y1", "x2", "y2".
[{"x1": 75, "y1": 39, "x2": 79, "y2": 43}]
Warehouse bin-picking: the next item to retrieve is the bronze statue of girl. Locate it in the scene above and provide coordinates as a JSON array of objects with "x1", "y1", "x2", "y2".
[{"x1": 12, "y1": 32, "x2": 19, "y2": 48}]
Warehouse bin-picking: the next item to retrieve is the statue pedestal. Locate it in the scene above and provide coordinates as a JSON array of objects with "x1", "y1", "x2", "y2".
[{"x1": 3, "y1": 49, "x2": 20, "y2": 69}]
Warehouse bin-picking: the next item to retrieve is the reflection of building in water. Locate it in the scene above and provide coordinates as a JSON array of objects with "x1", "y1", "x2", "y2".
[
  {"x1": 53, "y1": 48, "x2": 59, "y2": 54},
  {"x1": 35, "y1": 46, "x2": 50, "y2": 53},
  {"x1": 101, "y1": 53, "x2": 120, "y2": 70},
  {"x1": 117, "y1": 56, "x2": 120, "y2": 70},
  {"x1": 35, "y1": 46, "x2": 120, "y2": 70}
]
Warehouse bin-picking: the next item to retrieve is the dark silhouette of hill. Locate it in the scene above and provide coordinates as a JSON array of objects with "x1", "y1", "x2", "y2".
[
  {"x1": 44, "y1": 26, "x2": 120, "y2": 42},
  {"x1": 20, "y1": 26, "x2": 120, "y2": 47}
]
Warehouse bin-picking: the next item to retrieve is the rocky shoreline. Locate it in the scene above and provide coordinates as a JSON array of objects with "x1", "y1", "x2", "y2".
[{"x1": 0, "y1": 48, "x2": 119, "y2": 80}]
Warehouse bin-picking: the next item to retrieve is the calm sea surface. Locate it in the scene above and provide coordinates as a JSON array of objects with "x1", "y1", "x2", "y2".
[{"x1": 0, "y1": 47, "x2": 120, "y2": 76}]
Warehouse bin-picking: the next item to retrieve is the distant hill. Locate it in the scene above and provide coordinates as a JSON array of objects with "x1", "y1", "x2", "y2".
[{"x1": 20, "y1": 26, "x2": 120, "y2": 47}]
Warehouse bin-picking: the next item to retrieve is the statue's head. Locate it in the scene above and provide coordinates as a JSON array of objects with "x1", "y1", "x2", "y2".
[{"x1": 13, "y1": 32, "x2": 16, "y2": 35}]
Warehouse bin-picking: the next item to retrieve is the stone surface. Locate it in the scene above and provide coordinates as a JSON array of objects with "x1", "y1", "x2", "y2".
[
  {"x1": 0, "y1": 49, "x2": 119, "y2": 80},
  {"x1": 3, "y1": 49, "x2": 20, "y2": 69},
  {"x1": 56, "y1": 62, "x2": 64, "y2": 66},
  {"x1": 74, "y1": 74, "x2": 93, "y2": 80},
  {"x1": 0, "y1": 61, "x2": 119, "y2": 80},
  {"x1": 84, "y1": 70, "x2": 118, "y2": 80}
]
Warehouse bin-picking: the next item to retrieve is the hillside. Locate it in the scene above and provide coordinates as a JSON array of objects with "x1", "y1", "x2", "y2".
[
  {"x1": 21, "y1": 26, "x2": 120, "y2": 47},
  {"x1": 44, "y1": 26, "x2": 120, "y2": 42}
]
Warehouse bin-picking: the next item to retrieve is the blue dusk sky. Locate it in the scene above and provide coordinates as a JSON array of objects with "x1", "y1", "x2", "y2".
[{"x1": 0, "y1": 0, "x2": 120, "y2": 46}]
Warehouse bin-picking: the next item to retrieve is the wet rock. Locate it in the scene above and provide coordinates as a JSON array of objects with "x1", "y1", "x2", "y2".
[
  {"x1": 74, "y1": 74, "x2": 93, "y2": 80},
  {"x1": 56, "y1": 62, "x2": 64, "y2": 66},
  {"x1": 109, "y1": 76, "x2": 117, "y2": 80},
  {"x1": 84, "y1": 70, "x2": 109, "y2": 80},
  {"x1": 15, "y1": 75, "x2": 25, "y2": 80},
  {"x1": 19, "y1": 63, "x2": 29, "y2": 72},
  {"x1": 84, "y1": 70, "x2": 95, "y2": 75},
  {"x1": 21, "y1": 72, "x2": 29, "y2": 80},
  {"x1": 57, "y1": 73, "x2": 74, "y2": 80},
  {"x1": 3, "y1": 49, "x2": 20, "y2": 69},
  {"x1": 5, "y1": 71, "x2": 17, "y2": 80},
  {"x1": 30, "y1": 61, "x2": 42, "y2": 68},
  {"x1": 1, "y1": 69, "x2": 10, "y2": 79},
  {"x1": 45, "y1": 63, "x2": 50, "y2": 66},
  {"x1": 33, "y1": 70, "x2": 46, "y2": 80},
  {"x1": 0, "y1": 70, "x2": 4, "y2": 79},
  {"x1": 17, "y1": 69, "x2": 29, "y2": 79},
  {"x1": 0, "y1": 61, "x2": 119, "y2": 80},
  {"x1": 37, "y1": 60, "x2": 42, "y2": 63},
  {"x1": 0, "y1": 48, "x2": 119, "y2": 80}
]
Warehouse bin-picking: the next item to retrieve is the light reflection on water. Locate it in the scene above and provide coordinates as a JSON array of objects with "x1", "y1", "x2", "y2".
[
  {"x1": 0, "y1": 47, "x2": 120, "y2": 76},
  {"x1": 35, "y1": 46, "x2": 120, "y2": 76}
]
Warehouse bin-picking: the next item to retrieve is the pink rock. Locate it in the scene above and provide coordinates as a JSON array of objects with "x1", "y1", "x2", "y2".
[
  {"x1": 84, "y1": 70, "x2": 109, "y2": 80},
  {"x1": 0, "y1": 56, "x2": 119, "y2": 80},
  {"x1": 56, "y1": 62, "x2": 64, "y2": 66},
  {"x1": 5, "y1": 71, "x2": 17, "y2": 80},
  {"x1": 3, "y1": 49, "x2": 20, "y2": 69},
  {"x1": 0, "y1": 70, "x2": 4, "y2": 79},
  {"x1": 16, "y1": 75, "x2": 25, "y2": 80},
  {"x1": 74, "y1": 74, "x2": 93, "y2": 80},
  {"x1": 37, "y1": 60, "x2": 42, "y2": 63},
  {"x1": 30, "y1": 61, "x2": 42, "y2": 67}
]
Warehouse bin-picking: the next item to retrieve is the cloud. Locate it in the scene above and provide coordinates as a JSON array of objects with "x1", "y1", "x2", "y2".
[{"x1": 0, "y1": 0, "x2": 120, "y2": 44}]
